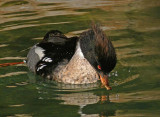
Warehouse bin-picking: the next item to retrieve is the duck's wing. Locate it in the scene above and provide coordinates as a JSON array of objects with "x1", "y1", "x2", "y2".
[{"x1": 27, "y1": 36, "x2": 78, "y2": 78}]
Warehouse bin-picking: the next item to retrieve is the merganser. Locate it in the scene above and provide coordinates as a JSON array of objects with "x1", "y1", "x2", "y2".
[{"x1": 26, "y1": 24, "x2": 117, "y2": 90}]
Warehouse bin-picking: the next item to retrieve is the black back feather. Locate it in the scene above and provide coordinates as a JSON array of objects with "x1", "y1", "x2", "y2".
[{"x1": 35, "y1": 30, "x2": 78, "y2": 78}]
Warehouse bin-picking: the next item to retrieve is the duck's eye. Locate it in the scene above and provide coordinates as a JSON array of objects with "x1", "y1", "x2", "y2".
[{"x1": 97, "y1": 65, "x2": 101, "y2": 70}]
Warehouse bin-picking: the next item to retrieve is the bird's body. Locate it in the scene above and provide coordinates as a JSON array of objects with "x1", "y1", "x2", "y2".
[
  {"x1": 52, "y1": 42, "x2": 99, "y2": 84},
  {"x1": 27, "y1": 37, "x2": 99, "y2": 84},
  {"x1": 26, "y1": 24, "x2": 117, "y2": 89}
]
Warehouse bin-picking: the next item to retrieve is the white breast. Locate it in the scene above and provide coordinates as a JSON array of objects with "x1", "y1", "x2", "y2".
[{"x1": 74, "y1": 41, "x2": 84, "y2": 58}]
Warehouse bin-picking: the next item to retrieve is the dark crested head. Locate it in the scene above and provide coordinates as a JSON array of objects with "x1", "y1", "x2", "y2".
[
  {"x1": 80, "y1": 24, "x2": 117, "y2": 75},
  {"x1": 94, "y1": 24, "x2": 117, "y2": 73},
  {"x1": 43, "y1": 30, "x2": 67, "y2": 43}
]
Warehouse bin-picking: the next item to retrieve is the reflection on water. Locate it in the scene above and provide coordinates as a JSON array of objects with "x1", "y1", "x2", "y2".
[
  {"x1": 0, "y1": 0, "x2": 160, "y2": 117},
  {"x1": 56, "y1": 92, "x2": 99, "y2": 117}
]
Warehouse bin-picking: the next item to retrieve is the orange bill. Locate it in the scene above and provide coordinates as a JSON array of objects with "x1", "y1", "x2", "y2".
[{"x1": 100, "y1": 74, "x2": 112, "y2": 90}]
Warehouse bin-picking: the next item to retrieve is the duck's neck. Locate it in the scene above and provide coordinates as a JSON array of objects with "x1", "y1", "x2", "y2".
[
  {"x1": 74, "y1": 41, "x2": 85, "y2": 59},
  {"x1": 79, "y1": 30, "x2": 99, "y2": 70}
]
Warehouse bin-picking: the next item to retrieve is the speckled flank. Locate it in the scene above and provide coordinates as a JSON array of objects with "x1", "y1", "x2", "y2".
[{"x1": 53, "y1": 42, "x2": 99, "y2": 84}]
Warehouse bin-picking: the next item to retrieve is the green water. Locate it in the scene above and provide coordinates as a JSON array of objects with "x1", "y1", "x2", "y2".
[{"x1": 0, "y1": 0, "x2": 160, "y2": 117}]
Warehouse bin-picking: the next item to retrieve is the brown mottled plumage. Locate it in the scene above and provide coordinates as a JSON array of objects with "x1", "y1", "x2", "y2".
[{"x1": 52, "y1": 45, "x2": 99, "y2": 84}]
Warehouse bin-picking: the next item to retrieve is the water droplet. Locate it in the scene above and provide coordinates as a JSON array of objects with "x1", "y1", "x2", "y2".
[
  {"x1": 38, "y1": 97, "x2": 43, "y2": 100},
  {"x1": 115, "y1": 73, "x2": 118, "y2": 77}
]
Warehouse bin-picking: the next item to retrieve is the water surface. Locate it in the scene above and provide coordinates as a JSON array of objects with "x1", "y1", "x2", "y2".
[{"x1": 0, "y1": 0, "x2": 160, "y2": 117}]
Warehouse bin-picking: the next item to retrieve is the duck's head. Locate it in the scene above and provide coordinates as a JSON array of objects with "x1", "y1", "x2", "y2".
[
  {"x1": 80, "y1": 24, "x2": 117, "y2": 90},
  {"x1": 43, "y1": 30, "x2": 67, "y2": 44}
]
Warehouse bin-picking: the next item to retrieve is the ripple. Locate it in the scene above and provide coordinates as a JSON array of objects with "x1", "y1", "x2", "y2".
[
  {"x1": 0, "y1": 72, "x2": 27, "y2": 78},
  {"x1": 1, "y1": 0, "x2": 29, "y2": 7},
  {"x1": 0, "y1": 57, "x2": 25, "y2": 60},
  {"x1": 114, "y1": 74, "x2": 139, "y2": 86},
  {"x1": 7, "y1": 114, "x2": 32, "y2": 117},
  {"x1": 0, "y1": 44, "x2": 9, "y2": 48},
  {"x1": 16, "y1": 82, "x2": 28, "y2": 86},
  {"x1": 110, "y1": 90, "x2": 160, "y2": 103},
  {"x1": 0, "y1": 21, "x2": 72, "y2": 31},
  {"x1": 6, "y1": 85, "x2": 17, "y2": 88},
  {"x1": 9, "y1": 104, "x2": 24, "y2": 107}
]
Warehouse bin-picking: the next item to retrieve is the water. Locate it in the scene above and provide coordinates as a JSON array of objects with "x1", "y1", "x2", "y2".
[{"x1": 0, "y1": 0, "x2": 160, "y2": 116}]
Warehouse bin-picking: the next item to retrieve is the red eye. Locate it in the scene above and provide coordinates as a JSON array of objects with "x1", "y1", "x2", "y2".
[{"x1": 97, "y1": 65, "x2": 101, "y2": 70}]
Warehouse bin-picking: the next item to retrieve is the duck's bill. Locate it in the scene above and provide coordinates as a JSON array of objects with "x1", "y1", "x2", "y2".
[{"x1": 99, "y1": 73, "x2": 112, "y2": 90}]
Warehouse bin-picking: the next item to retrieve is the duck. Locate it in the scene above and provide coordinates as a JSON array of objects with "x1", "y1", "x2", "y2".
[{"x1": 26, "y1": 24, "x2": 117, "y2": 90}]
